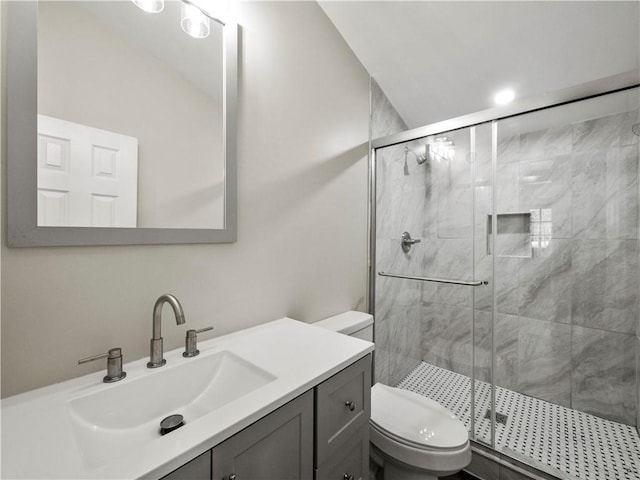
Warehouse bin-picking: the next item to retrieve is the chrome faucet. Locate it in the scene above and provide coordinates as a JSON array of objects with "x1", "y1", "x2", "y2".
[{"x1": 147, "y1": 294, "x2": 185, "y2": 368}]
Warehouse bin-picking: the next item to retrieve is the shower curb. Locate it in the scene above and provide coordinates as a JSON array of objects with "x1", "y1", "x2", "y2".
[{"x1": 468, "y1": 441, "x2": 564, "y2": 480}]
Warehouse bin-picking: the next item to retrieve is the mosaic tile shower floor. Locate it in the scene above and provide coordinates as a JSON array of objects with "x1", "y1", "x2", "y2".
[{"x1": 397, "y1": 362, "x2": 640, "y2": 480}]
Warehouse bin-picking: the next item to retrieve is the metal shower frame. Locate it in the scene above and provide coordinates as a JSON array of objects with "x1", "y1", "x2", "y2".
[{"x1": 367, "y1": 69, "x2": 640, "y2": 451}]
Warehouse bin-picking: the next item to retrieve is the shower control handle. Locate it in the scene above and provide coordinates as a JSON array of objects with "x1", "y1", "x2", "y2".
[
  {"x1": 345, "y1": 400, "x2": 356, "y2": 411},
  {"x1": 401, "y1": 231, "x2": 421, "y2": 253}
]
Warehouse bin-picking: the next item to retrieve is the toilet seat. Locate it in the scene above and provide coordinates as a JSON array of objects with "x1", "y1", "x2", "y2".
[
  {"x1": 369, "y1": 383, "x2": 471, "y2": 475},
  {"x1": 371, "y1": 420, "x2": 462, "y2": 452},
  {"x1": 371, "y1": 383, "x2": 468, "y2": 451}
]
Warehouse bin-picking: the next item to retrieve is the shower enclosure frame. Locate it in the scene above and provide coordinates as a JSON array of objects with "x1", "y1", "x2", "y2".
[{"x1": 367, "y1": 70, "x2": 640, "y2": 456}]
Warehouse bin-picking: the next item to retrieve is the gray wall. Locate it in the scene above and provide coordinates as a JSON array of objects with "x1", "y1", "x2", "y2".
[
  {"x1": 1, "y1": 1, "x2": 370, "y2": 397},
  {"x1": 373, "y1": 84, "x2": 639, "y2": 426}
]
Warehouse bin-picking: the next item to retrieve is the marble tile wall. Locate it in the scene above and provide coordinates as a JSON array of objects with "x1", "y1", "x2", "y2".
[
  {"x1": 489, "y1": 108, "x2": 638, "y2": 425},
  {"x1": 371, "y1": 79, "x2": 409, "y2": 140},
  {"x1": 636, "y1": 117, "x2": 640, "y2": 437},
  {"x1": 371, "y1": 79, "x2": 424, "y2": 386},
  {"x1": 418, "y1": 126, "x2": 479, "y2": 384},
  {"x1": 475, "y1": 108, "x2": 638, "y2": 425}
]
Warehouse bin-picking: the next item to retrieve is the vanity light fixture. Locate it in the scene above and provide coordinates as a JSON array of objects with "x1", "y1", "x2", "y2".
[
  {"x1": 181, "y1": 2, "x2": 211, "y2": 39},
  {"x1": 131, "y1": 0, "x2": 164, "y2": 14},
  {"x1": 132, "y1": 0, "x2": 226, "y2": 39}
]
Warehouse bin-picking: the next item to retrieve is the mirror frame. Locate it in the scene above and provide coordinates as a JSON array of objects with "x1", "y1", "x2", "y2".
[{"x1": 7, "y1": 1, "x2": 238, "y2": 246}]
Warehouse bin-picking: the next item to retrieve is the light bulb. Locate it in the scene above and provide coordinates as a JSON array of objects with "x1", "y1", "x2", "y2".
[
  {"x1": 131, "y1": 0, "x2": 164, "y2": 13},
  {"x1": 181, "y1": 3, "x2": 211, "y2": 39}
]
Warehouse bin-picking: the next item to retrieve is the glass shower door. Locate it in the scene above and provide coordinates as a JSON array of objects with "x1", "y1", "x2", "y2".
[
  {"x1": 373, "y1": 124, "x2": 495, "y2": 447},
  {"x1": 471, "y1": 122, "x2": 497, "y2": 447},
  {"x1": 493, "y1": 87, "x2": 640, "y2": 478},
  {"x1": 373, "y1": 137, "x2": 431, "y2": 389}
]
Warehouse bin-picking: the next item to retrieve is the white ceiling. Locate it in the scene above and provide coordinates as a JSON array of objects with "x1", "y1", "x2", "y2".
[{"x1": 319, "y1": 1, "x2": 640, "y2": 129}]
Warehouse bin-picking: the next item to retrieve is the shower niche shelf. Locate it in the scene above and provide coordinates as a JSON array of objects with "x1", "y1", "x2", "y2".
[{"x1": 487, "y1": 212, "x2": 533, "y2": 259}]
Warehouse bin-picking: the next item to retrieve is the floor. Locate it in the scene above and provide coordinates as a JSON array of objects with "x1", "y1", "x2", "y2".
[
  {"x1": 441, "y1": 472, "x2": 478, "y2": 480},
  {"x1": 397, "y1": 362, "x2": 640, "y2": 480}
]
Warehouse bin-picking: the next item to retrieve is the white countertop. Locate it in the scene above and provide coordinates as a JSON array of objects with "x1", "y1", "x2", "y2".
[{"x1": 1, "y1": 318, "x2": 374, "y2": 479}]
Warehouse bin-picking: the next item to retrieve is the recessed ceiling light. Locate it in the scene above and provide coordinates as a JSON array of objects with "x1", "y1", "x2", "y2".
[{"x1": 494, "y1": 89, "x2": 515, "y2": 105}]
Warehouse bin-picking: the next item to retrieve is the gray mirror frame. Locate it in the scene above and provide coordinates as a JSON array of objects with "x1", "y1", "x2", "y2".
[{"x1": 7, "y1": 1, "x2": 238, "y2": 247}]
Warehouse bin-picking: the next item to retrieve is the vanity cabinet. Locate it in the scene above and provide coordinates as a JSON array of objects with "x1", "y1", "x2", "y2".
[
  {"x1": 162, "y1": 451, "x2": 211, "y2": 480},
  {"x1": 315, "y1": 426, "x2": 369, "y2": 480},
  {"x1": 161, "y1": 354, "x2": 371, "y2": 480},
  {"x1": 211, "y1": 390, "x2": 314, "y2": 480}
]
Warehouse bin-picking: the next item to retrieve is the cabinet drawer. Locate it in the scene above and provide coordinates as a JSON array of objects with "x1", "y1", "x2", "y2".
[
  {"x1": 315, "y1": 425, "x2": 369, "y2": 480},
  {"x1": 315, "y1": 354, "x2": 371, "y2": 465}
]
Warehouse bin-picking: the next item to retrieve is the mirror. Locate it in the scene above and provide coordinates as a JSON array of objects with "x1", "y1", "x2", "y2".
[{"x1": 7, "y1": 1, "x2": 237, "y2": 246}]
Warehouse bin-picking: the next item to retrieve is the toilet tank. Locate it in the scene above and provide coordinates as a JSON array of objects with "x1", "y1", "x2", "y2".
[{"x1": 313, "y1": 311, "x2": 373, "y2": 342}]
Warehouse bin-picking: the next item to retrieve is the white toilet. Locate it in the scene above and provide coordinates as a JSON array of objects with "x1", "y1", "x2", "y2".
[{"x1": 314, "y1": 312, "x2": 471, "y2": 480}]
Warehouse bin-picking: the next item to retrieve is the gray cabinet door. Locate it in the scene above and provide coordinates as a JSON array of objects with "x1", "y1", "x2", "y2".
[
  {"x1": 315, "y1": 425, "x2": 369, "y2": 480},
  {"x1": 315, "y1": 355, "x2": 371, "y2": 466},
  {"x1": 162, "y1": 451, "x2": 211, "y2": 480},
  {"x1": 211, "y1": 390, "x2": 314, "y2": 480}
]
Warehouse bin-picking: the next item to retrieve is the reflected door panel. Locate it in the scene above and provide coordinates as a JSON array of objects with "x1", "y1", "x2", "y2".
[{"x1": 37, "y1": 114, "x2": 138, "y2": 227}]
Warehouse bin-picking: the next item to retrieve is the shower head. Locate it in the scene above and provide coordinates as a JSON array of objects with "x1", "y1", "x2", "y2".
[
  {"x1": 404, "y1": 146, "x2": 428, "y2": 167},
  {"x1": 633, "y1": 122, "x2": 640, "y2": 136},
  {"x1": 416, "y1": 145, "x2": 429, "y2": 165}
]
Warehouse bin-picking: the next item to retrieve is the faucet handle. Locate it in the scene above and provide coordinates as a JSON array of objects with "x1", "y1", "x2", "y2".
[
  {"x1": 183, "y1": 326, "x2": 214, "y2": 358},
  {"x1": 195, "y1": 326, "x2": 214, "y2": 335},
  {"x1": 78, "y1": 348, "x2": 127, "y2": 383}
]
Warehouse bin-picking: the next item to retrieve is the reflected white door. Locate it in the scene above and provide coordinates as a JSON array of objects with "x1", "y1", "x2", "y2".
[{"x1": 37, "y1": 115, "x2": 138, "y2": 227}]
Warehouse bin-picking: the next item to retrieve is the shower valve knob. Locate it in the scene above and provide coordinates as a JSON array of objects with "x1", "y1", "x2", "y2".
[{"x1": 401, "y1": 231, "x2": 421, "y2": 253}]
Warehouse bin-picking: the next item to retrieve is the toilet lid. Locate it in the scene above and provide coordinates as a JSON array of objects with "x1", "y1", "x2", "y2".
[{"x1": 370, "y1": 383, "x2": 468, "y2": 450}]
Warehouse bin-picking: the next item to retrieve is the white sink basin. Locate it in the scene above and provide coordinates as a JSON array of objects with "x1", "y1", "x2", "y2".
[{"x1": 67, "y1": 350, "x2": 276, "y2": 469}]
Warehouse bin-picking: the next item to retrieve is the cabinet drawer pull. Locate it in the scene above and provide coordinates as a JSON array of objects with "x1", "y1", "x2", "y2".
[
  {"x1": 345, "y1": 400, "x2": 356, "y2": 411},
  {"x1": 224, "y1": 475, "x2": 236, "y2": 480},
  {"x1": 343, "y1": 474, "x2": 354, "y2": 480}
]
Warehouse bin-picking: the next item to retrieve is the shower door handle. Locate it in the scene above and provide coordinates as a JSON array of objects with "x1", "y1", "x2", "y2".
[{"x1": 379, "y1": 271, "x2": 488, "y2": 287}]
